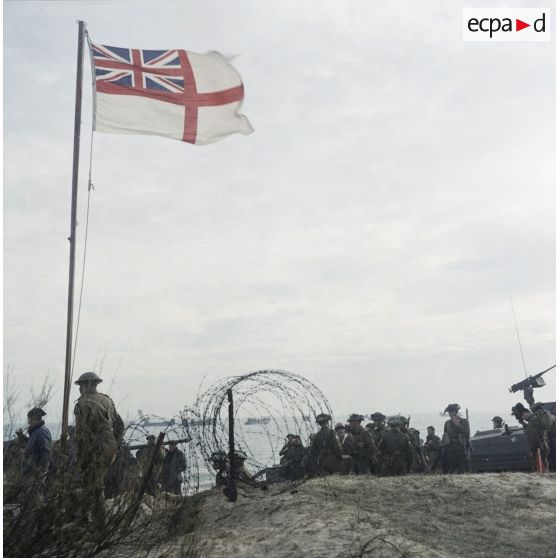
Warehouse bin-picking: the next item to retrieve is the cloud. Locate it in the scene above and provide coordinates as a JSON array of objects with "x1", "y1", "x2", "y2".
[{"x1": 4, "y1": 2, "x2": 555, "y2": 420}]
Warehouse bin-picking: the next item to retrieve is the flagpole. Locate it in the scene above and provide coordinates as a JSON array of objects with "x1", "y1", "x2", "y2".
[{"x1": 61, "y1": 20, "x2": 85, "y2": 445}]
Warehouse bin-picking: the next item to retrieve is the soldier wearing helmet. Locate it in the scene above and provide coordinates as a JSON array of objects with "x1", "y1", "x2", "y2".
[
  {"x1": 512, "y1": 401, "x2": 554, "y2": 472},
  {"x1": 443, "y1": 403, "x2": 470, "y2": 474},
  {"x1": 136, "y1": 435, "x2": 164, "y2": 496},
  {"x1": 74, "y1": 371, "x2": 124, "y2": 529},
  {"x1": 491, "y1": 416, "x2": 505, "y2": 429},
  {"x1": 424, "y1": 426, "x2": 442, "y2": 472},
  {"x1": 344, "y1": 414, "x2": 375, "y2": 475},
  {"x1": 368, "y1": 412, "x2": 387, "y2": 445},
  {"x1": 377, "y1": 417, "x2": 413, "y2": 476},
  {"x1": 308, "y1": 413, "x2": 342, "y2": 476},
  {"x1": 334, "y1": 422, "x2": 349, "y2": 448}
]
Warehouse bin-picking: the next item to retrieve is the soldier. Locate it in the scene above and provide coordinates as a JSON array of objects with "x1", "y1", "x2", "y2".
[
  {"x1": 279, "y1": 434, "x2": 295, "y2": 465},
  {"x1": 408, "y1": 427, "x2": 428, "y2": 473},
  {"x1": 344, "y1": 414, "x2": 375, "y2": 475},
  {"x1": 308, "y1": 413, "x2": 343, "y2": 476},
  {"x1": 282, "y1": 435, "x2": 306, "y2": 480},
  {"x1": 492, "y1": 416, "x2": 505, "y2": 429},
  {"x1": 335, "y1": 423, "x2": 349, "y2": 447},
  {"x1": 233, "y1": 451, "x2": 255, "y2": 485},
  {"x1": 136, "y1": 435, "x2": 165, "y2": 496},
  {"x1": 368, "y1": 413, "x2": 388, "y2": 446},
  {"x1": 443, "y1": 403, "x2": 470, "y2": 474},
  {"x1": 21, "y1": 407, "x2": 52, "y2": 493},
  {"x1": 512, "y1": 402, "x2": 553, "y2": 472},
  {"x1": 367, "y1": 413, "x2": 387, "y2": 475},
  {"x1": 424, "y1": 426, "x2": 442, "y2": 472},
  {"x1": 105, "y1": 442, "x2": 136, "y2": 498},
  {"x1": 377, "y1": 417, "x2": 413, "y2": 476},
  {"x1": 159, "y1": 440, "x2": 187, "y2": 494},
  {"x1": 209, "y1": 451, "x2": 228, "y2": 487},
  {"x1": 74, "y1": 371, "x2": 124, "y2": 529}
]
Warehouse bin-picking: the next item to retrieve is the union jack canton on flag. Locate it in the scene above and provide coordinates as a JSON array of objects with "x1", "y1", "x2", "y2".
[{"x1": 91, "y1": 43, "x2": 253, "y2": 145}]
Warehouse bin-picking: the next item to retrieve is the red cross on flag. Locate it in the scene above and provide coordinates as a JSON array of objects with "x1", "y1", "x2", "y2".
[{"x1": 91, "y1": 43, "x2": 253, "y2": 145}]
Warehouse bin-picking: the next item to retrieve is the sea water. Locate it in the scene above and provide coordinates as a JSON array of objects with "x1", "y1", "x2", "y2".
[{"x1": 5, "y1": 411, "x2": 502, "y2": 492}]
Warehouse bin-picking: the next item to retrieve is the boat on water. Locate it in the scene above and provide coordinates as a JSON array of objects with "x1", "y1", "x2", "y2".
[
  {"x1": 245, "y1": 417, "x2": 271, "y2": 425},
  {"x1": 137, "y1": 410, "x2": 175, "y2": 428},
  {"x1": 181, "y1": 417, "x2": 216, "y2": 427}
]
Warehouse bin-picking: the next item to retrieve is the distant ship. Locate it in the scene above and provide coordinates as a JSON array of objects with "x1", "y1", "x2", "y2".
[
  {"x1": 181, "y1": 417, "x2": 216, "y2": 427},
  {"x1": 245, "y1": 417, "x2": 270, "y2": 425},
  {"x1": 137, "y1": 410, "x2": 175, "y2": 427}
]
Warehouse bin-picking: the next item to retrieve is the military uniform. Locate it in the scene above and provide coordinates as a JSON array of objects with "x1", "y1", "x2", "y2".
[
  {"x1": 527, "y1": 403, "x2": 554, "y2": 471},
  {"x1": 443, "y1": 414, "x2": 470, "y2": 474},
  {"x1": 377, "y1": 421, "x2": 413, "y2": 476},
  {"x1": 160, "y1": 446, "x2": 187, "y2": 494},
  {"x1": 74, "y1": 372, "x2": 124, "y2": 529},
  {"x1": 424, "y1": 431, "x2": 442, "y2": 472},
  {"x1": 282, "y1": 440, "x2": 306, "y2": 480},
  {"x1": 136, "y1": 439, "x2": 165, "y2": 496},
  {"x1": 309, "y1": 414, "x2": 343, "y2": 476},
  {"x1": 407, "y1": 428, "x2": 428, "y2": 473},
  {"x1": 367, "y1": 414, "x2": 387, "y2": 475},
  {"x1": 345, "y1": 425, "x2": 375, "y2": 475}
]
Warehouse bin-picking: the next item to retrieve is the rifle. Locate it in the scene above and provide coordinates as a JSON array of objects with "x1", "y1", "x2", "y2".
[
  {"x1": 509, "y1": 365, "x2": 556, "y2": 405},
  {"x1": 128, "y1": 437, "x2": 191, "y2": 451}
]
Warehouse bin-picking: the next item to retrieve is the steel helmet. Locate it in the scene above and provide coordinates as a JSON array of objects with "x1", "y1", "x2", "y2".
[
  {"x1": 316, "y1": 413, "x2": 332, "y2": 424},
  {"x1": 74, "y1": 371, "x2": 103, "y2": 385}
]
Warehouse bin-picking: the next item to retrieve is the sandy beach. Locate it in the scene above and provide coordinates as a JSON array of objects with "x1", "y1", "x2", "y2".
[{"x1": 162, "y1": 473, "x2": 556, "y2": 558}]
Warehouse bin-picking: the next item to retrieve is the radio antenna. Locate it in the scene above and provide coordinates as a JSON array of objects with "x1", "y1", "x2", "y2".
[{"x1": 509, "y1": 298, "x2": 528, "y2": 378}]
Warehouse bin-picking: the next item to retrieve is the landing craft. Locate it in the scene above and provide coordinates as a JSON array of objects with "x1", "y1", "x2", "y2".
[
  {"x1": 470, "y1": 365, "x2": 555, "y2": 472},
  {"x1": 245, "y1": 417, "x2": 271, "y2": 425},
  {"x1": 137, "y1": 409, "x2": 175, "y2": 428}
]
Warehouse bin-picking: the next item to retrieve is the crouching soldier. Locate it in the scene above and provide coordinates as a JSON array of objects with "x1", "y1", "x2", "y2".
[
  {"x1": 377, "y1": 417, "x2": 413, "y2": 476},
  {"x1": 282, "y1": 435, "x2": 305, "y2": 480}
]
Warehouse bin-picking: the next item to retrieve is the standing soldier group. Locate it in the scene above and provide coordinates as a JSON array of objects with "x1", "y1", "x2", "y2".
[{"x1": 296, "y1": 405, "x2": 475, "y2": 477}]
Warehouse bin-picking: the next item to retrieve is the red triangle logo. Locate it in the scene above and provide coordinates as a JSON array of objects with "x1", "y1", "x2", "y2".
[{"x1": 516, "y1": 19, "x2": 530, "y2": 31}]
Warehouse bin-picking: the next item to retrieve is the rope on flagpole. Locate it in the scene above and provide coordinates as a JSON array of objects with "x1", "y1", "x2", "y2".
[{"x1": 71, "y1": 24, "x2": 95, "y2": 381}]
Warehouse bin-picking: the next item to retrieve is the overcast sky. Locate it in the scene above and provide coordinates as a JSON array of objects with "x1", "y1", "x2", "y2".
[{"x1": 4, "y1": 1, "x2": 556, "y2": 425}]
